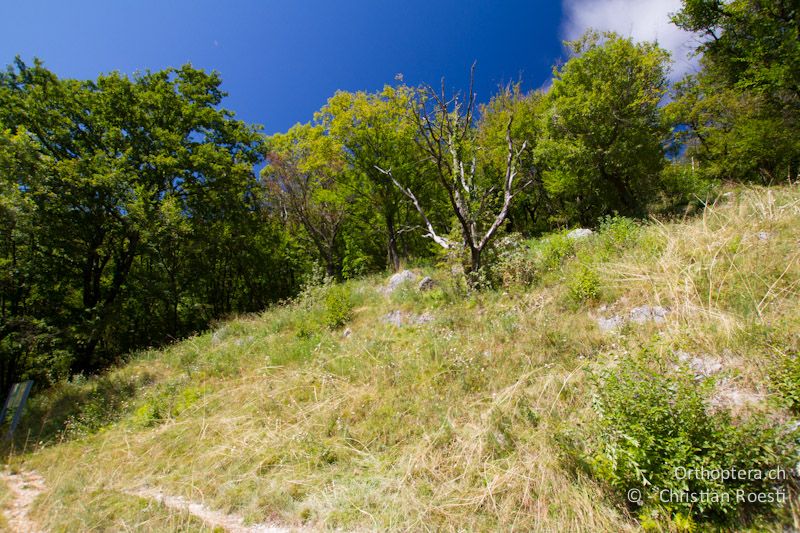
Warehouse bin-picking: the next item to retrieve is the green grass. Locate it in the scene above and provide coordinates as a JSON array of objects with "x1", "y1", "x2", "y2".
[{"x1": 5, "y1": 185, "x2": 800, "y2": 531}]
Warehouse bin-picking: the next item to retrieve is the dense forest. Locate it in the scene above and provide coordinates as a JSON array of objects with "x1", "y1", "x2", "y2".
[{"x1": 1, "y1": 0, "x2": 798, "y2": 393}]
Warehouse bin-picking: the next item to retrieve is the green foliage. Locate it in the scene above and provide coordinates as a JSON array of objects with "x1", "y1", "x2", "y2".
[
  {"x1": 490, "y1": 234, "x2": 537, "y2": 287},
  {"x1": 132, "y1": 382, "x2": 203, "y2": 428},
  {"x1": 318, "y1": 86, "x2": 438, "y2": 272},
  {"x1": 0, "y1": 58, "x2": 303, "y2": 387},
  {"x1": 263, "y1": 123, "x2": 349, "y2": 278},
  {"x1": 323, "y1": 285, "x2": 354, "y2": 329},
  {"x1": 538, "y1": 32, "x2": 670, "y2": 223},
  {"x1": 577, "y1": 353, "x2": 796, "y2": 526},
  {"x1": 400, "y1": 76, "x2": 535, "y2": 279},
  {"x1": 673, "y1": 0, "x2": 800, "y2": 109},
  {"x1": 666, "y1": 75, "x2": 800, "y2": 183},
  {"x1": 657, "y1": 162, "x2": 716, "y2": 211},
  {"x1": 597, "y1": 215, "x2": 640, "y2": 257},
  {"x1": 567, "y1": 266, "x2": 601, "y2": 304},
  {"x1": 490, "y1": 231, "x2": 586, "y2": 290},
  {"x1": 342, "y1": 234, "x2": 371, "y2": 280},
  {"x1": 477, "y1": 86, "x2": 552, "y2": 235},
  {"x1": 21, "y1": 369, "x2": 156, "y2": 442},
  {"x1": 668, "y1": 1, "x2": 800, "y2": 184},
  {"x1": 538, "y1": 233, "x2": 576, "y2": 271},
  {"x1": 770, "y1": 354, "x2": 800, "y2": 414}
]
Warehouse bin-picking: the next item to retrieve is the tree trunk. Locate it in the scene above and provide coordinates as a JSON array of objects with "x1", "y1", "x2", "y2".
[
  {"x1": 469, "y1": 246, "x2": 482, "y2": 275},
  {"x1": 602, "y1": 168, "x2": 638, "y2": 216},
  {"x1": 386, "y1": 212, "x2": 400, "y2": 272},
  {"x1": 325, "y1": 256, "x2": 336, "y2": 278}
]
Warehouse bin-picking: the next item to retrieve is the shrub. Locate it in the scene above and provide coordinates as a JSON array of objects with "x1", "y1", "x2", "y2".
[
  {"x1": 658, "y1": 162, "x2": 716, "y2": 212},
  {"x1": 491, "y1": 233, "x2": 537, "y2": 287},
  {"x1": 132, "y1": 383, "x2": 203, "y2": 427},
  {"x1": 575, "y1": 354, "x2": 797, "y2": 527},
  {"x1": 771, "y1": 353, "x2": 800, "y2": 414},
  {"x1": 539, "y1": 233, "x2": 575, "y2": 271},
  {"x1": 323, "y1": 285, "x2": 353, "y2": 329},
  {"x1": 342, "y1": 236, "x2": 371, "y2": 280},
  {"x1": 55, "y1": 372, "x2": 148, "y2": 438},
  {"x1": 598, "y1": 214, "x2": 640, "y2": 253},
  {"x1": 567, "y1": 266, "x2": 601, "y2": 304}
]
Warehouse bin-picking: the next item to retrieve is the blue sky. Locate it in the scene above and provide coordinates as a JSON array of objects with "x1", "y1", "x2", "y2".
[{"x1": 1, "y1": 1, "x2": 693, "y2": 134}]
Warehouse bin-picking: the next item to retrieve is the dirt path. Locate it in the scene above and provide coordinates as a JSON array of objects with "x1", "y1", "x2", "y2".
[
  {"x1": 1, "y1": 469, "x2": 292, "y2": 533},
  {"x1": 129, "y1": 487, "x2": 291, "y2": 533},
  {"x1": 2, "y1": 468, "x2": 46, "y2": 533}
]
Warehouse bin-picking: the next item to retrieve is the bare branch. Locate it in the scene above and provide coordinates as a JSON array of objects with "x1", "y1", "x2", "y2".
[
  {"x1": 464, "y1": 61, "x2": 477, "y2": 136},
  {"x1": 375, "y1": 166, "x2": 451, "y2": 249},
  {"x1": 478, "y1": 117, "x2": 529, "y2": 250}
]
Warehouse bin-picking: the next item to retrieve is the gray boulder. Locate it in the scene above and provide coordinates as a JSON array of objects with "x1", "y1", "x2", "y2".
[
  {"x1": 385, "y1": 270, "x2": 418, "y2": 294},
  {"x1": 567, "y1": 228, "x2": 593, "y2": 240},
  {"x1": 597, "y1": 315, "x2": 625, "y2": 332},
  {"x1": 418, "y1": 276, "x2": 435, "y2": 291},
  {"x1": 676, "y1": 350, "x2": 723, "y2": 379},
  {"x1": 629, "y1": 305, "x2": 669, "y2": 324},
  {"x1": 381, "y1": 310, "x2": 434, "y2": 327},
  {"x1": 414, "y1": 312, "x2": 434, "y2": 325},
  {"x1": 382, "y1": 310, "x2": 405, "y2": 327}
]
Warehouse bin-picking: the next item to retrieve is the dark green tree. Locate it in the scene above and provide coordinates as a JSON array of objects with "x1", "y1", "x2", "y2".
[
  {"x1": 669, "y1": 0, "x2": 800, "y2": 182},
  {"x1": 0, "y1": 58, "x2": 296, "y2": 383}
]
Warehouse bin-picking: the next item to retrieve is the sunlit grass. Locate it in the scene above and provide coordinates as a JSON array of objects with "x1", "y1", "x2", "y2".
[{"x1": 5, "y1": 184, "x2": 800, "y2": 531}]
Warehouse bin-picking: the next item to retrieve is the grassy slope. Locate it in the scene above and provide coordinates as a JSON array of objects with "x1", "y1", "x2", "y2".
[{"x1": 5, "y1": 185, "x2": 800, "y2": 532}]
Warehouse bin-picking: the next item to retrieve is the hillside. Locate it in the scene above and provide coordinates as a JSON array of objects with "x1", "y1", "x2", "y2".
[{"x1": 3, "y1": 185, "x2": 800, "y2": 532}]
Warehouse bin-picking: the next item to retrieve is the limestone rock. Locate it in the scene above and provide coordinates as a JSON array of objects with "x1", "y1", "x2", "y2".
[
  {"x1": 597, "y1": 315, "x2": 624, "y2": 331},
  {"x1": 385, "y1": 270, "x2": 418, "y2": 294},
  {"x1": 629, "y1": 305, "x2": 669, "y2": 324},
  {"x1": 676, "y1": 350, "x2": 723, "y2": 379},
  {"x1": 418, "y1": 276, "x2": 435, "y2": 291},
  {"x1": 381, "y1": 310, "x2": 434, "y2": 327},
  {"x1": 382, "y1": 310, "x2": 405, "y2": 327},
  {"x1": 567, "y1": 228, "x2": 593, "y2": 240}
]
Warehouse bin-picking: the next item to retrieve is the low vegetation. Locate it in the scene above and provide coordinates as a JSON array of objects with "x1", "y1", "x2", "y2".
[{"x1": 1, "y1": 185, "x2": 797, "y2": 531}]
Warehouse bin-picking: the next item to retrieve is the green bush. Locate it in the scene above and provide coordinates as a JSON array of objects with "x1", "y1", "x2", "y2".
[
  {"x1": 323, "y1": 284, "x2": 353, "y2": 329},
  {"x1": 567, "y1": 266, "x2": 601, "y2": 304},
  {"x1": 490, "y1": 233, "x2": 537, "y2": 287},
  {"x1": 771, "y1": 353, "x2": 800, "y2": 414},
  {"x1": 598, "y1": 214, "x2": 640, "y2": 252},
  {"x1": 539, "y1": 233, "x2": 575, "y2": 271},
  {"x1": 342, "y1": 235, "x2": 371, "y2": 280},
  {"x1": 657, "y1": 162, "x2": 716, "y2": 211},
  {"x1": 54, "y1": 372, "x2": 149, "y2": 438},
  {"x1": 576, "y1": 354, "x2": 797, "y2": 527},
  {"x1": 132, "y1": 383, "x2": 203, "y2": 427}
]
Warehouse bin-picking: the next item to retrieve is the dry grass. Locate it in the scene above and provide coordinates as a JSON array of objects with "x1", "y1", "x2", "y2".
[{"x1": 4, "y1": 184, "x2": 800, "y2": 531}]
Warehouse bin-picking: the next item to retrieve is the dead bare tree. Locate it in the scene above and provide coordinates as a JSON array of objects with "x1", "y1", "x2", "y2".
[{"x1": 378, "y1": 66, "x2": 532, "y2": 279}]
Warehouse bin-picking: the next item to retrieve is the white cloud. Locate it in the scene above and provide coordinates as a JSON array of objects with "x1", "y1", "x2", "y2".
[{"x1": 561, "y1": 0, "x2": 701, "y2": 80}]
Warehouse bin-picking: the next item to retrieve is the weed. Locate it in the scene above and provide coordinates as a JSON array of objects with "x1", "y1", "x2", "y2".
[
  {"x1": 573, "y1": 352, "x2": 797, "y2": 527},
  {"x1": 323, "y1": 284, "x2": 353, "y2": 329},
  {"x1": 771, "y1": 353, "x2": 800, "y2": 414},
  {"x1": 567, "y1": 265, "x2": 601, "y2": 304}
]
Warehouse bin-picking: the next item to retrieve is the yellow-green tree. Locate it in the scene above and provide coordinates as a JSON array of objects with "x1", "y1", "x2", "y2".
[{"x1": 537, "y1": 33, "x2": 670, "y2": 223}]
